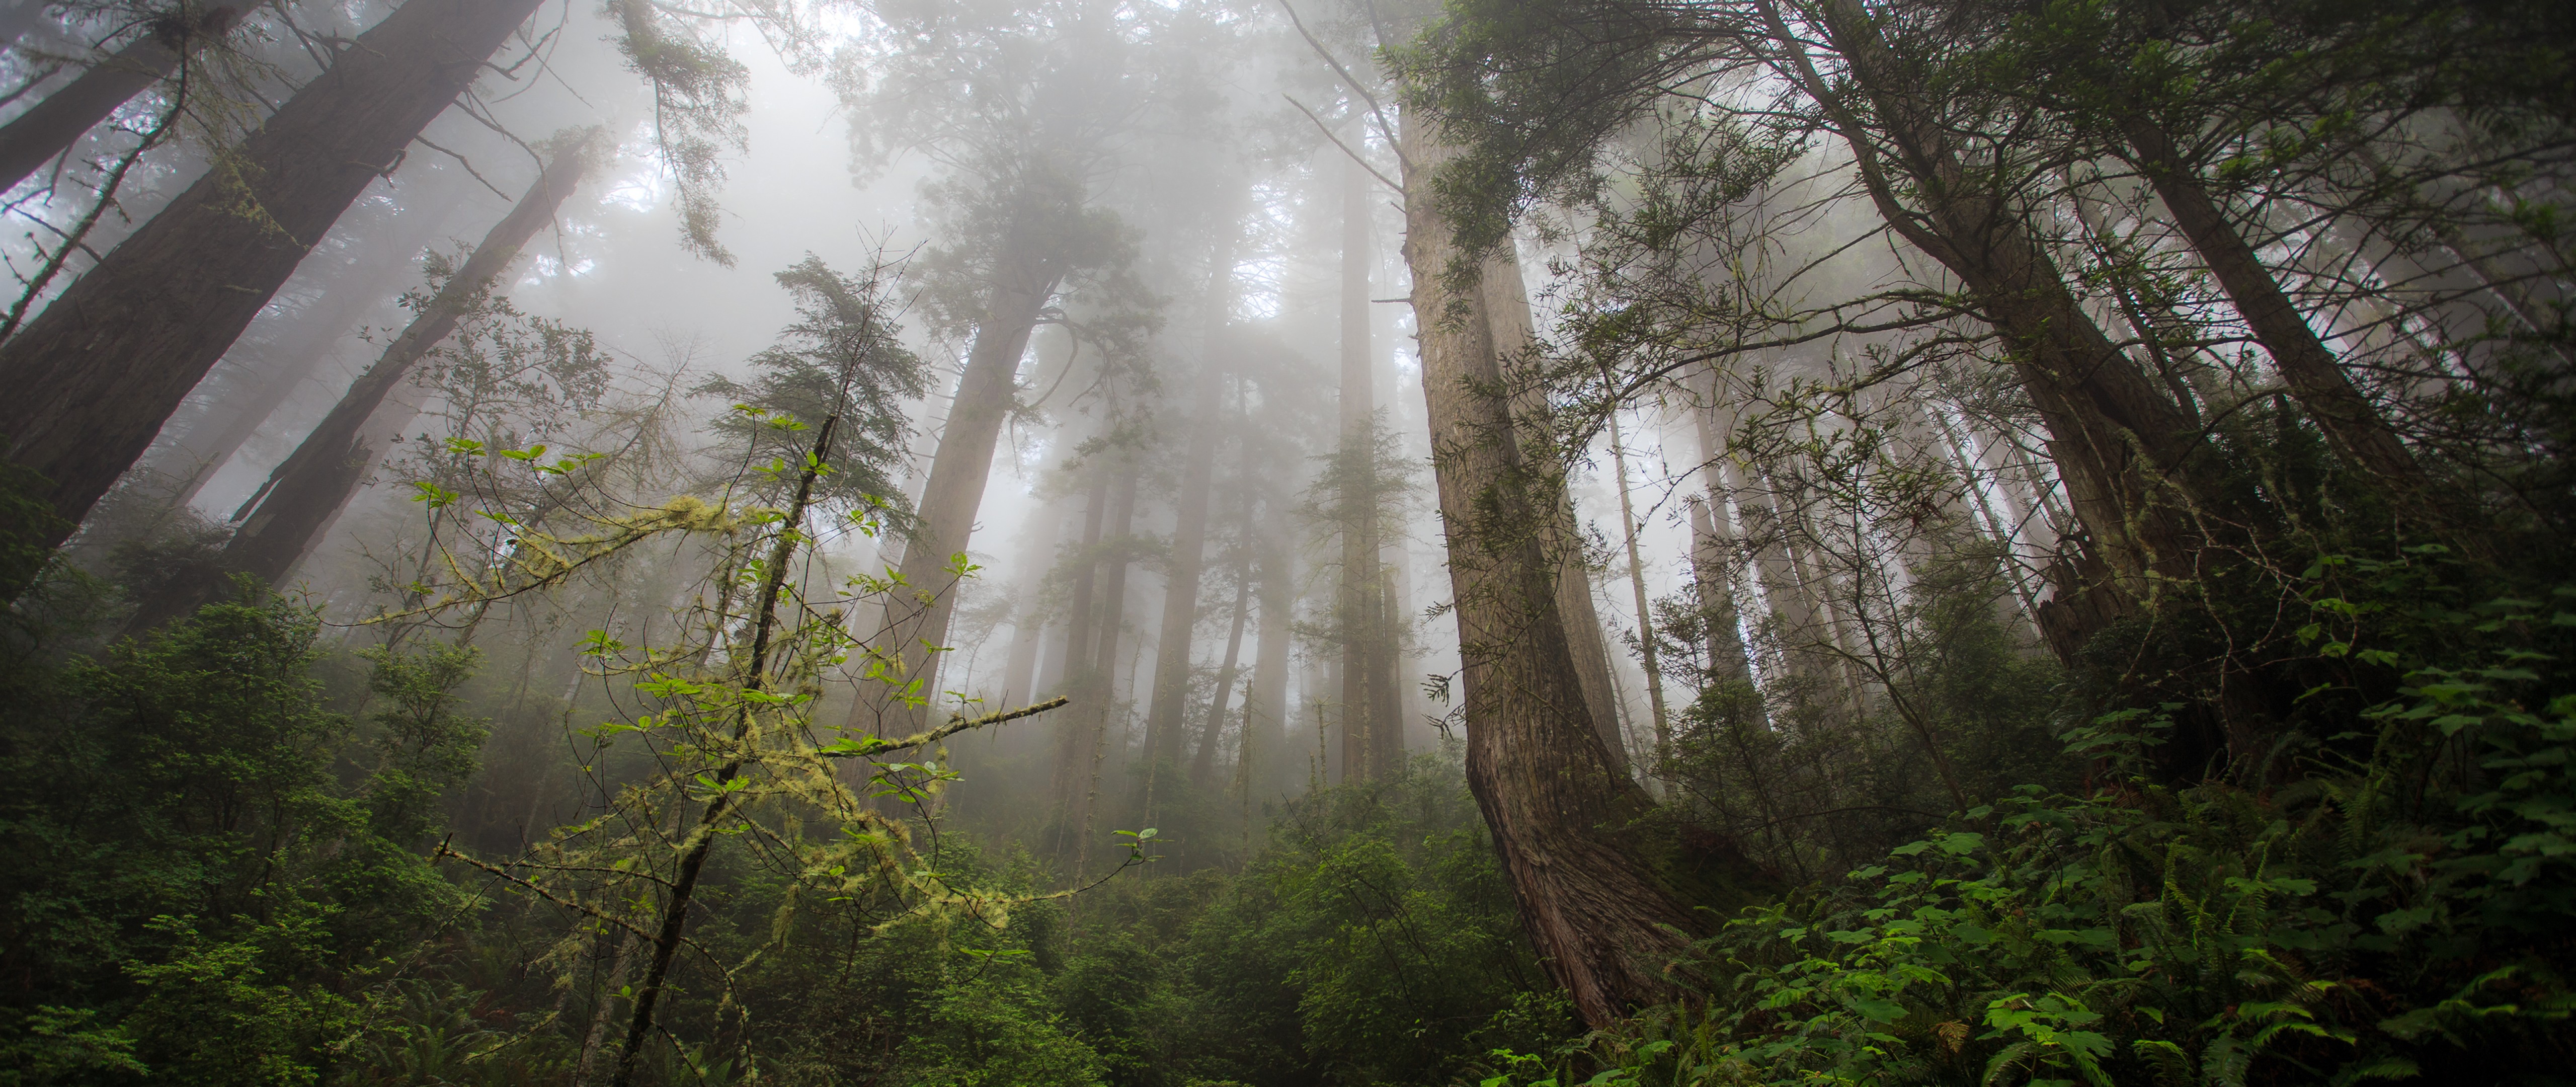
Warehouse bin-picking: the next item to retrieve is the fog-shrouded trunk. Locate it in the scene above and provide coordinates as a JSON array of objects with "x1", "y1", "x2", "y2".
[
  {"x1": 1067, "y1": 456, "x2": 1139, "y2": 861},
  {"x1": 1047, "y1": 461, "x2": 1113, "y2": 856},
  {"x1": 1483, "y1": 246, "x2": 1634, "y2": 776},
  {"x1": 0, "y1": 0, "x2": 545, "y2": 588},
  {"x1": 1400, "y1": 117, "x2": 1712, "y2": 1027},
  {"x1": 1336, "y1": 146, "x2": 1403, "y2": 782},
  {"x1": 155, "y1": 195, "x2": 468, "y2": 513},
  {"x1": 0, "y1": 5, "x2": 239, "y2": 195},
  {"x1": 193, "y1": 131, "x2": 600, "y2": 607},
  {"x1": 1244, "y1": 489, "x2": 1294, "y2": 797},
  {"x1": 2117, "y1": 115, "x2": 2429, "y2": 496},
  {"x1": 1687, "y1": 370, "x2": 1762, "y2": 703},
  {"x1": 999, "y1": 499, "x2": 1069, "y2": 710},
  {"x1": 1143, "y1": 228, "x2": 1239, "y2": 767},
  {"x1": 857, "y1": 235, "x2": 1061, "y2": 735},
  {"x1": 1762, "y1": 0, "x2": 2226, "y2": 646}
]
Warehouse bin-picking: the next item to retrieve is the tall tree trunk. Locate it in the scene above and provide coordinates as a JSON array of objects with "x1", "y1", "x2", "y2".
[
  {"x1": 1334, "y1": 145, "x2": 1402, "y2": 782},
  {"x1": 1048, "y1": 462, "x2": 1111, "y2": 852},
  {"x1": 1481, "y1": 246, "x2": 1634, "y2": 776},
  {"x1": 0, "y1": 5, "x2": 238, "y2": 195},
  {"x1": 999, "y1": 501, "x2": 1068, "y2": 710},
  {"x1": 2119, "y1": 116, "x2": 2428, "y2": 492},
  {"x1": 205, "y1": 131, "x2": 599, "y2": 596},
  {"x1": 1765, "y1": 0, "x2": 2227, "y2": 629},
  {"x1": 1400, "y1": 117, "x2": 1712, "y2": 1027},
  {"x1": 1189, "y1": 572, "x2": 1250, "y2": 790},
  {"x1": 1606, "y1": 410, "x2": 1670, "y2": 773},
  {"x1": 858, "y1": 236, "x2": 1060, "y2": 733},
  {"x1": 1243, "y1": 491, "x2": 1293, "y2": 798},
  {"x1": 0, "y1": 0, "x2": 545, "y2": 585},
  {"x1": 157, "y1": 198, "x2": 464, "y2": 512},
  {"x1": 1687, "y1": 372, "x2": 1761, "y2": 698},
  {"x1": 1143, "y1": 230, "x2": 1238, "y2": 765}
]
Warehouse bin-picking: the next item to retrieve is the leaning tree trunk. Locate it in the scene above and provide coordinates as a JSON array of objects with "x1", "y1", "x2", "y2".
[
  {"x1": 857, "y1": 234, "x2": 1060, "y2": 734},
  {"x1": 2118, "y1": 114, "x2": 2429, "y2": 494},
  {"x1": 157, "y1": 196, "x2": 464, "y2": 512},
  {"x1": 0, "y1": 0, "x2": 546, "y2": 592},
  {"x1": 209, "y1": 130, "x2": 601, "y2": 592},
  {"x1": 0, "y1": 5, "x2": 239, "y2": 195},
  {"x1": 1770, "y1": 0, "x2": 2226, "y2": 627},
  {"x1": 1143, "y1": 231, "x2": 1238, "y2": 766},
  {"x1": 1400, "y1": 117, "x2": 1712, "y2": 1028}
]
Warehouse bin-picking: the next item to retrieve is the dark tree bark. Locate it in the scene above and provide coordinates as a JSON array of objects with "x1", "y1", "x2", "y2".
[
  {"x1": 1401, "y1": 119, "x2": 1715, "y2": 1028},
  {"x1": 156, "y1": 197, "x2": 464, "y2": 512},
  {"x1": 0, "y1": 5, "x2": 238, "y2": 195},
  {"x1": 1766, "y1": 0, "x2": 2229, "y2": 619},
  {"x1": 0, "y1": 0, "x2": 547, "y2": 588},
  {"x1": 2118, "y1": 115, "x2": 2428, "y2": 492},
  {"x1": 210, "y1": 131, "x2": 600, "y2": 590}
]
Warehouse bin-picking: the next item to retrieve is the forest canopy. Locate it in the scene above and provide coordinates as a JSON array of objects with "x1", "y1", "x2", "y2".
[{"x1": 0, "y1": 0, "x2": 2569, "y2": 1084}]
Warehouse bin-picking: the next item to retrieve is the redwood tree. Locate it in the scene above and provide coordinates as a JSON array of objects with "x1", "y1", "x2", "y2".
[{"x1": 0, "y1": 0, "x2": 547, "y2": 587}]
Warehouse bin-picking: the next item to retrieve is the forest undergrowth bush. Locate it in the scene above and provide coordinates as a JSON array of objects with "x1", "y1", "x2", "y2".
[{"x1": 1488, "y1": 555, "x2": 2576, "y2": 1087}]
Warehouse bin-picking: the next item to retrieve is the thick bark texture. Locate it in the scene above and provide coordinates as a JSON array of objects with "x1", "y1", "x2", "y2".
[
  {"x1": 2119, "y1": 115, "x2": 2426, "y2": 491},
  {"x1": 1401, "y1": 120, "x2": 1704, "y2": 1027},
  {"x1": 0, "y1": 0, "x2": 545, "y2": 578},
  {"x1": 860, "y1": 239, "x2": 1060, "y2": 733},
  {"x1": 1143, "y1": 239, "x2": 1237, "y2": 764},
  {"x1": 1482, "y1": 249, "x2": 1634, "y2": 775},
  {"x1": 213, "y1": 131, "x2": 599, "y2": 591},
  {"x1": 0, "y1": 6, "x2": 238, "y2": 195}
]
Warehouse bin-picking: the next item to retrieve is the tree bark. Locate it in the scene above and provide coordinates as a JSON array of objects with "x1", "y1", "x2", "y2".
[
  {"x1": 155, "y1": 196, "x2": 465, "y2": 513},
  {"x1": 1048, "y1": 462, "x2": 1111, "y2": 847},
  {"x1": 2119, "y1": 115, "x2": 2427, "y2": 492},
  {"x1": 858, "y1": 236, "x2": 1060, "y2": 734},
  {"x1": 1189, "y1": 572, "x2": 1250, "y2": 790},
  {"x1": 1401, "y1": 118, "x2": 1705, "y2": 1027},
  {"x1": 0, "y1": 0, "x2": 546, "y2": 586},
  {"x1": 1334, "y1": 146, "x2": 1403, "y2": 783},
  {"x1": 0, "y1": 5, "x2": 238, "y2": 195},
  {"x1": 1481, "y1": 246, "x2": 1634, "y2": 777},
  {"x1": 1607, "y1": 410, "x2": 1670, "y2": 771},
  {"x1": 1143, "y1": 234, "x2": 1237, "y2": 765},
  {"x1": 1243, "y1": 492, "x2": 1293, "y2": 798},
  {"x1": 208, "y1": 130, "x2": 599, "y2": 593},
  {"x1": 1766, "y1": 0, "x2": 2226, "y2": 619}
]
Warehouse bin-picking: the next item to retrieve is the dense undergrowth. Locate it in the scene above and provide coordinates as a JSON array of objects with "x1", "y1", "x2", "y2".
[
  {"x1": 10, "y1": 527, "x2": 2576, "y2": 1085},
  {"x1": 1490, "y1": 559, "x2": 2576, "y2": 1086}
]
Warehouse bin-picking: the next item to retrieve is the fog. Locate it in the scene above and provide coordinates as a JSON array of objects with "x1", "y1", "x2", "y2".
[{"x1": 13, "y1": 0, "x2": 2562, "y2": 1081}]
